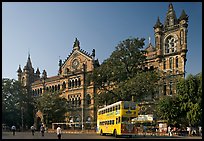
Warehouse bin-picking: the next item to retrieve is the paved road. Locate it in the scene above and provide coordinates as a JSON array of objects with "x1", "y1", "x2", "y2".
[{"x1": 2, "y1": 131, "x2": 202, "y2": 139}]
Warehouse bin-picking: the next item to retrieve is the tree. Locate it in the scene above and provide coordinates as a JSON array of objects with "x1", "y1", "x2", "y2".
[
  {"x1": 177, "y1": 73, "x2": 202, "y2": 127},
  {"x1": 35, "y1": 92, "x2": 68, "y2": 126},
  {"x1": 155, "y1": 96, "x2": 181, "y2": 126},
  {"x1": 2, "y1": 78, "x2": 34, "y2": 129},
  {"x1": 88, "y1": 37, "x2": 158, "y2": 106},
  {"x1": 155, "y1": 72, "x2": 202, "y2": 127}
]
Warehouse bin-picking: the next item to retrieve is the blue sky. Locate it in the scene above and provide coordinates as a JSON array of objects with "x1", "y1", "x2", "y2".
[{"x1": 2, "y1": 2, "x2": 202, "y2": 80}]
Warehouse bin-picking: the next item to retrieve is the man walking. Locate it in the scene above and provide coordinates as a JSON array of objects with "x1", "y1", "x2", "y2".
[
  {"x1": 40, "y1": 125, "x2": 45, "y2": 137},
  {"x1": 31, "y1": 125, "x2": 35, "y2": 136},
  {"x1": 11, "y1": 125, "x2": 16, "y2": 136},
  {"x1": 56, "y1": 125, "x2": 62, "y2": 139}
]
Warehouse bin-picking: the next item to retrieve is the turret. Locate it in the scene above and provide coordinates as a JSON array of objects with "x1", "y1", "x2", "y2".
[
  {"x1": 178, "y1": 9, "x2": 188, "y2": 28},
  {"x1": 17, "y1": 65, "x2": 22, "y2": 82},
  {"x1": 36, "y1": 68, "x2": 41, "y2": 78},
  {"x1": 164, "y1": 3, "x2": 178, "y2": 28},
  {"x1": 42, "y1": 70, "x2": 47, "y2": 79},
  {"x1": 154, "y1": 17, "x2": 163, "y2": 56},
  {"x1": 73, "y1": 38, "x2": 80, "y2": 50},
  {"x1": 91, "y1": 49, "x2": 95, "y2": 60},
  {"x1": 58, "y1": 59, "x2": 62, "y2": 75}
]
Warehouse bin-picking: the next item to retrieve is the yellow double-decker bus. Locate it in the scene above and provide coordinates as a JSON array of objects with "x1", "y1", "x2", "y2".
[{"x1": 96, "y1": 101, "x2": 139, "y2": 137}]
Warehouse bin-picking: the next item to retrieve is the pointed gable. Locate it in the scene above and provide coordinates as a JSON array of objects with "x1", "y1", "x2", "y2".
[{"x1": 60, "y1": 39, "x2": 94, "y2": 76}]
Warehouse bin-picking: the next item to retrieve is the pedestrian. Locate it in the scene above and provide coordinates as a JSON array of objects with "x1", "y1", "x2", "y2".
[
  {"x1": 56, "y1": 125, "x2": 62, "y2": 139},
  {"x1": 187, "y1": 126, "x2": 191, "y2": 136},
  {"x1": 198, "y1": 126, "x2": 202, "y2": 137},
  {"x1": 31, "y1": 125, "x2": 35, "y2": 136},
  {"x1": 143, "y1": 125, "x2": 147, "y2": 137},
  {"x1": 40, "y1": 125, "x2": 45, "y2": 137},
  {"x1": 11, "y1": 125, "x2": 16, "y2": 136},
  {"x1": 168, "y1": 126, "x2": 171, "y2": 136}
]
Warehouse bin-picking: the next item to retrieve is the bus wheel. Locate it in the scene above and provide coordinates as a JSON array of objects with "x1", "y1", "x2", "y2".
[
  {"x1": 100, "y1": 129, "x2": 104, "y2": 136},
  {"x1": 113, "y1": 129, "x2": 118, "y2": 138}
]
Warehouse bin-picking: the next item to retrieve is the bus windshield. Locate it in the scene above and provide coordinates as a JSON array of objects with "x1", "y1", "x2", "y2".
[{"x1": 124, "y1": 101, "x2": 136, "y2": 110}]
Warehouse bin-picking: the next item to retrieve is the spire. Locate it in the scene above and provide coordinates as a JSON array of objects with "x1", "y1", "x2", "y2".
[
  {"x1": 164, "y1": 3, "x2": 178, "y2": 27},
  {"x1": 73, "y1": 38, "x2": 80, "y2": 50},
  {"x1": 178, "y1": 9, "x2": 188, "y2": 21},
  {"x1": 25, "y1": 53, "x2": 33, "y2": 69},
  {"x1": 91, "y1": 49, "x2": 95, "y2": 58},
  {"x1": 17, "y1": 65, "x2": 22, "y2": 73},
  {"x1": 153, "y1": 17, "x2": 163, "y2": 29},
  {"x1": 42, "y1": 69, "x2": 47, "y2": 79},
  {"x1": 36, "y1": 67, "x2": 40, "y2": 74}
]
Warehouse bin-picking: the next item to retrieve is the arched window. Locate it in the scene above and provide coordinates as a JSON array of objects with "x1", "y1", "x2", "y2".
[
  {"x1": 34, "y1": 90, "x2": 37, "y2": 96},
  {"x1": 55, "y1": 85, "x2": 57, "y2": 91},
  {"x1": 72, "y1": 80, "x2": 75, "y2": 88},
  {"x1": 49, "y1": 86, "x2": 51, "y2": 92},
  {"x1": 165, "y1": 36, "x2": 177, "y2": 54},
  {"x1": 169, "y1": 57, "x2": 173, "y2": 70},
  {"x1": 75, "y1": 79, "x2": 78, "y2": 87},
  {"x1": 58, "y1": 84, "x2": 60, "y2": 91},
  {"x1": 176, "y1": 56, "x2": 179, "y2": 68},
  {"x1": 78, "y1": 78, "x2": 81, "y2": 86},
  {"x1": 62, "y1": 82, "x2": 66, "y2": 90},
  {"x1": 78, "y1": 97, "x2": 81, "y2": 106},
  {"x1": 68, "y1": 80, "x2": 71, "y2": 88},
  {"x1": 40, "y1": 88, "x2": 42, "y2": 94},
  {"x1": 52, "y1": 86, "x2": 54, "y2": 92}
]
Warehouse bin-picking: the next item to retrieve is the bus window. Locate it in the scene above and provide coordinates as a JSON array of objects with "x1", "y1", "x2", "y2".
[
  {"x1": 113, "y1": 106, "x2": 115, "y2": 111},
  {"x1": 118, "y1": 117, "x2": 120, "y2": 123},
  {"x1": 110, "y1": 107, "x2": 112, "y2": 112}
]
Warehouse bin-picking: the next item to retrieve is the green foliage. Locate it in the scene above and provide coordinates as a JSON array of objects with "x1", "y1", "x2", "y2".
[
  {"x1": 2, "y1": 78, "x2": 34, "y2": 128},
  {"x1": 176, "y1": 73, "x2": 202, "y2": 126},
  {"x1": 155, "y1": 96, "x2": 181, "y2": 125},
  {"x1": 89, "y1": 37, "x2": 158, "y2": 106},
  {"x1": 156, "y1": 72, "x2": 202, "y2": 127},
  {"x1": 35, "y1": 92, "x2": 68, "y2": 124}
]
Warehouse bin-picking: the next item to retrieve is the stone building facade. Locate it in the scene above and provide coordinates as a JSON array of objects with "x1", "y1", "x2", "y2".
[
  {"x1": 17, "y1": 38, "x2": 99, "y2": 129},
  {"x1": 139, "y1": 3, "x2": 188, "y2": 114},
  {"x1": 17, "y1": 3, "x2": 188, "y2": 127}
]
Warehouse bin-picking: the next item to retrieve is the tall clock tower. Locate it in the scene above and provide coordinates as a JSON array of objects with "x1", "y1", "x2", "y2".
[{"x1": 153, "y1": 3, "x2": 188, "y2": 96}]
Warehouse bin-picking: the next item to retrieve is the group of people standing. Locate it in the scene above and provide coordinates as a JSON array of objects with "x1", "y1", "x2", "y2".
[{"x1": 10, "y1": 124, "x2": 62, "y2": 139}]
